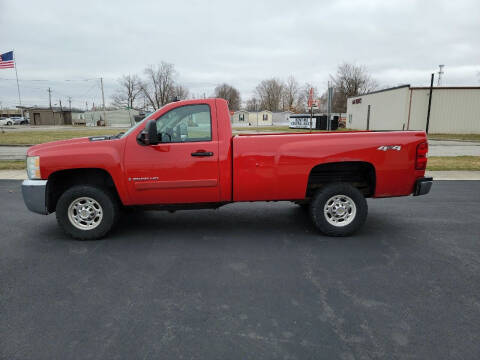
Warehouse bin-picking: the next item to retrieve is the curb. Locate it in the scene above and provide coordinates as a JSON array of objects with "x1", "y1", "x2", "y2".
[{"x1": 0, "y1": 144, "x2": 34, "y2": 147}]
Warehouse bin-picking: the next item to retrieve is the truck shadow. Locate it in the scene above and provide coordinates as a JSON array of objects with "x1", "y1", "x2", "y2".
[{"x1": 111, "y1": 202, "x2": 404, "y2": 245}]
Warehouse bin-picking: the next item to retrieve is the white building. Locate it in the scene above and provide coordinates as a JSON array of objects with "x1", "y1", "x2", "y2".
[
  {"x1": 272, "y1": 111, "x2": 293, "y2": 126},
  {"x1": 347, "y1": 85, "x2": 480, "y2": 133},
  {"x1": 84, "y1": 109, "x2": 139, "y2": 127}
]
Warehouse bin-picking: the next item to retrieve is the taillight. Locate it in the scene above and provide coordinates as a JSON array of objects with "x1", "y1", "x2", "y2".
[{"x1": 416, "y1": 142, "x2": 428, "y2": 170}]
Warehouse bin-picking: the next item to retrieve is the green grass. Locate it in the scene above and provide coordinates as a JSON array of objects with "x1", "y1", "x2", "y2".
[
  {"x1": 428, "y1": 133, "x2": 480, "y2": 141},
  {"x1": 426, "y1": 156, "x2": 480, "y2": 171},
  {"x1": 0, "y1": 128, "x2": 127, "y2": 145},
  {"x1": 0, "y1": 160, "x2": 25, "y2": 170},
  {"x1": 3, "y1": 127, "x2": 478, "y2": 145},
  {"x1": 0, "y1": 126, "x2": 352, "y2": 145}
]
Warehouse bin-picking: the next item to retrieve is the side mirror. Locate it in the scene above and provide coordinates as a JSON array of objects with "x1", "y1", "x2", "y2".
[{"x1": 138, "y1": 120, "x2": 159, "y2": 145}]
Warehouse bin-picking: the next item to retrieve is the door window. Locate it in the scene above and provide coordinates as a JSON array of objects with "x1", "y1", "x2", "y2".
[{"x1": 156, "y1": 104, "x2": 211, "y2": 143}]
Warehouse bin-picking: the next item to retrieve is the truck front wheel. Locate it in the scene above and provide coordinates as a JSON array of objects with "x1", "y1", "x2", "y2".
[
  {"x1": 56, "y1": 185, "x2": 119, "y2": 240},
  {"x1": 310, "y1": 183, "x2": 368, "y2": 237}
]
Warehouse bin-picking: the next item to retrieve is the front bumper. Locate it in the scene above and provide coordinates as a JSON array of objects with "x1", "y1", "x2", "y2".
[
  {"x1": 21, "y1": 179, "x2": 49, "y2": 214},
  {"x1": 413, "y1": 177, "x2": 433, "y2": 196}
]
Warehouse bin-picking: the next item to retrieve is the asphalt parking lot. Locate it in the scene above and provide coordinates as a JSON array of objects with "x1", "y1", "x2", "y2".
[{"x1": 1, "y1": 180, "x2": 480, "y2": 359}]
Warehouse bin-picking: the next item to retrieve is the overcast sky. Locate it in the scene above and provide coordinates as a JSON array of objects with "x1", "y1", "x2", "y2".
[{"x1": 1, "y1": 0, "x2": 479, "y2": 109}]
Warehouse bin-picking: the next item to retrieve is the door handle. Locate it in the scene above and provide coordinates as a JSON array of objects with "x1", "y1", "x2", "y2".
[{"x1": 191, "y1": 151, "x2": 214, "y2": 157}]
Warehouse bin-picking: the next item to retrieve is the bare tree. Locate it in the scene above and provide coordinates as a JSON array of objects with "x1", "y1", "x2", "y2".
[
  {"x1": 296, "y1": 83, "x2": 319, "y2": 113},
  {"x1": 245, "y1": 97, "x2": 260, "y2": 111},
  {"x1": 282, "y1": 76, "x2": 299, "y2": 111},
  {"x1": 330, "y1": 63, "x2": 377, "y2": 112},
  {"x1": 112, "y1": 74, "x2": 142, "y2": 109},
  {"x1": 141, "y1": 62, "x2": 177, "y2": 110},
  {"x1": 173, "y1": 84, "x2": 189, "y2": 100},
  {"x1": 214, "y1": 83, "x2": 241, "y2": 110},
  {"x1": 255, "y1": 78, "x2": 284, "y2": 111}
]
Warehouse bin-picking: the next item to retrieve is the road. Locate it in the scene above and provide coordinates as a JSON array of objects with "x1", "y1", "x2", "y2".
[
  {"x1": 1, "y1": 180, "x2": 479, "y2": 359},
  {"x1": 428, "y1": 139, "x2": 480, "y2": 156},
  {"x1": 1, "y1": 139, "x2": 479, "y2": 160},
  {"x1": 0, "y1": 146, "x2": 29, "y2": 160}
]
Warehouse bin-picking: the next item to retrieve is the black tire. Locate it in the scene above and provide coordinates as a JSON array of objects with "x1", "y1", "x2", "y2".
[
  {"x1": 56, "y1": 185, "x2": 119, "y2": 240},
  {"x1": 310, "y1": 183, "x2": 368, "y2": 237},
  {"x1": 297, "y1": 202, "x2": 310, "y2": 211}
]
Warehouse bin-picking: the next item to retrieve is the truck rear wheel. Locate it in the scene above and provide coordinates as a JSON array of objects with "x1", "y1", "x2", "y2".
[
  {"x1": 56, "y1": 185, "x2": 119, "y2": 240},
  {"x1": 310, "y1": 183, "x2": 368, "y2": 237}
]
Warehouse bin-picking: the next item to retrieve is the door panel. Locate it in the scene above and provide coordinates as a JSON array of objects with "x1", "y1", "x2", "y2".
[{"x1": 123, "y1": 104, "x2": 220, "y2": 205}]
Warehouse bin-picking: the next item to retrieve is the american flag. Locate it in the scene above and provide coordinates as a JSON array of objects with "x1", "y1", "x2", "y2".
[{"x1": 0, "y1": 51, "x2": 15, "y2": 69}]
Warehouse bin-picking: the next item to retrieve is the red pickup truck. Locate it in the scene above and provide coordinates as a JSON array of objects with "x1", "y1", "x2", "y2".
[{"x1": 22, "y1": 98, "x2": 432, "y2": 240}]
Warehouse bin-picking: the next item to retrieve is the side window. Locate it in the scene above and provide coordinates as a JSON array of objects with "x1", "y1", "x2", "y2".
[{"x1": 156, "y1": 104, "x2": 212, "y2": 143}]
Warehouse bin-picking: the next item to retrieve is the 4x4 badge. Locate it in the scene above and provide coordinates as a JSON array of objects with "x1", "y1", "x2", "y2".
[{"x1": 377, "y1": 145, "x2": 402, "y2": 151}]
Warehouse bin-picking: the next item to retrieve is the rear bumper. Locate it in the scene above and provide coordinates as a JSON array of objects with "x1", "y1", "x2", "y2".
[
  {"x1": 413, "y1": 177, "x2": 433, "y2": 196},
  {"x1": 21, "y1": 179, "x2": 49, "y2": 214}
]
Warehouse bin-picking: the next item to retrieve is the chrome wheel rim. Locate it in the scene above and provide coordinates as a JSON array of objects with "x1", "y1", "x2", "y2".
[
  {"x1": 324, "y1": 195, "x2": 356, "y2": 227},
  {"x1": 67, "y1": 197, "x2": 103, "y2": 230}
]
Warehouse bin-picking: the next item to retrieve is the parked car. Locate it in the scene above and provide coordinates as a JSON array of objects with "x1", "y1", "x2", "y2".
[
  {"x1": 0, "y1": 117, "x2": 13, "y2": 126},
  {"x1": 11, "y1": 116, "x2": 29, "y2": 125},
  {"x1": 22, "y1": 98, "x2": 432, "y2": 240}
]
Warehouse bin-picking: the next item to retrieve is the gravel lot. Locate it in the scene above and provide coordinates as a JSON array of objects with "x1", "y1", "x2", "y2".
[{"x1": 1, "y1": 180, "x2": 480, "y2": 359}]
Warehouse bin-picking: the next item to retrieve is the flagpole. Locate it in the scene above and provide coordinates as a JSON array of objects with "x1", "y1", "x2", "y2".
[{"x1": 13, "y1": 50, "x2": 22, "y2": 113}]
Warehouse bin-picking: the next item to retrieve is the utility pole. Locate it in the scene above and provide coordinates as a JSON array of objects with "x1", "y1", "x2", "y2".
[
  {"x1": 100, "y1": 77, "x2": 106, "y2": 126},
  {"x1": 327, "y1": 84, "x2": 333, "y2": 131},
  {"x1": 68, "y1": 96, "x2": 72, "y2": 110},
  {"x1": 437, "y1": 65, "x2": 445, "y2": 86},
  {"x1": 426, "y1": 73, "x2": 434, "y2": 134},
  {"x1": 308, "y1": 87, "x2": 314, "y2": 131},
  {"x1": 47, "y1": 88, "x2": 52, "y2": 109}
]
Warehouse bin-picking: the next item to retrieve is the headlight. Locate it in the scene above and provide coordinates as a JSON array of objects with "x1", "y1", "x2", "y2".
[{"x1": 26, "y1": 156, "x2": 41, "y2": 179}]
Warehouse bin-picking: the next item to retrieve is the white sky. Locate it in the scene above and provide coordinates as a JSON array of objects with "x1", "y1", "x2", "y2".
[{"x1": 0, "y1": 0, "x2": 479, "y2": 109}]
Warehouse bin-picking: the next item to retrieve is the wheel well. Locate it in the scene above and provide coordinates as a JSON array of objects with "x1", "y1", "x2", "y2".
[
  {"x1": 306, "y1": 161, "x2": 376, "y2": 199},
  {"x1": 46, "y1": 168, "x2": 120, "y2": 213}
]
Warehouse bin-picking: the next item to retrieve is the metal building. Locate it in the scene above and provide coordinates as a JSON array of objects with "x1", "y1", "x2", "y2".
[{"x1": 347, "y1": 85, "x2": 480, "y2": 133}]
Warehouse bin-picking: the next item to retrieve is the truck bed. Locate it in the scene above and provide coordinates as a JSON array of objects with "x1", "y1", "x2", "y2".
[{"x1": 232, "y1": 130, "x2": 427, "y2": 201}]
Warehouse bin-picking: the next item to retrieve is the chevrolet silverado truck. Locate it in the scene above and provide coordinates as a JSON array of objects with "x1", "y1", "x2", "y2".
[{"x1": 22, "y1": 98, "x2": 432, "y2": 240}]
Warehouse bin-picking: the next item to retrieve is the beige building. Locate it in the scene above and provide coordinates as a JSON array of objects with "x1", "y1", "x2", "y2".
[
  {"x1": 347, "y1": 85, "x2": 480, "y2": 133},
  {"x1": 28, "y1": 107, "x2": 84, "y2": 126},
  {"x1": 231, "y1": 110, "x2": 249, "y2": 126},
  {"x1": 231, "y1": 110, "x2": 274, "y2": 127},
  {"x1": 248, "y1": 110, "x2": 273, "y2": 126},
  {"x1": 0, "y1": 108, "x2": 23, "y2": 118}
]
